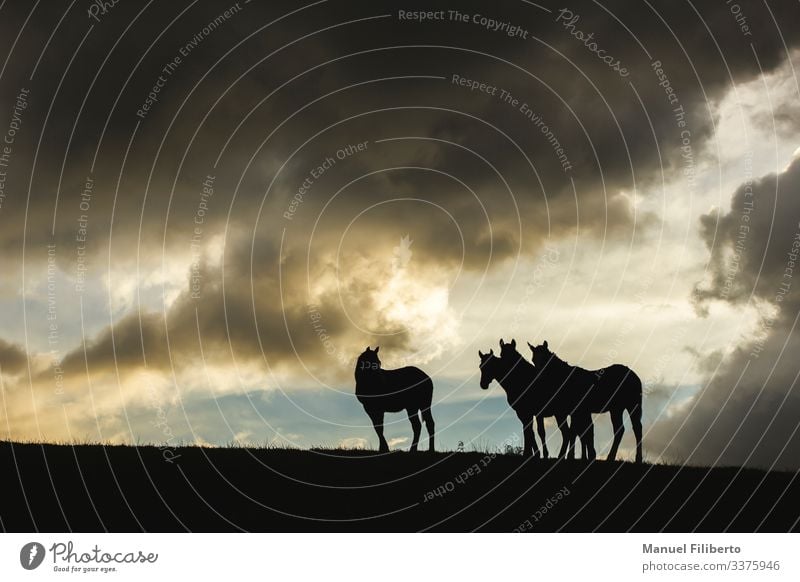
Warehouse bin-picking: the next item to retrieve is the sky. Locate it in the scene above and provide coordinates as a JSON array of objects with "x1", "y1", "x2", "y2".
[{"x1": 0, "y1": 0, "x2": 799, "y2": 469}]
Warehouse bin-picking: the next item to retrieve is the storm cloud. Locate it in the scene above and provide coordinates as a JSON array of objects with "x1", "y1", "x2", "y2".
[
  {"x1": 649, "y1": 156, "x2": 800, "y2": 469},
  {"x1": 1, "y1": 0, "x2": 799, "y2": 454}
]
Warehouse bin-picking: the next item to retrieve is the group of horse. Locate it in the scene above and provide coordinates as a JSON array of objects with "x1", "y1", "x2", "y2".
[{"x1": 354, "y1": 339, "x2": 643, "y2": 463}]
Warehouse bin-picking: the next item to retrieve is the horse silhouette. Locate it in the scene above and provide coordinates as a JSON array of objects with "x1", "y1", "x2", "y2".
[
  {"x1": 529, "y1": 340, "x2": 643, "y2": 463},
  {"x1": 496, "y1": 338, "x2": 585, "y2": 459},
  {"x1": 478, "y1": 340, "x2": 572, "y2": 459},
  {"x1": 495, "y1": 340, "x2": 593, "y2": 460},
  {"x1": 355, "y1": 347, "x2": 435, "y2": 452}
]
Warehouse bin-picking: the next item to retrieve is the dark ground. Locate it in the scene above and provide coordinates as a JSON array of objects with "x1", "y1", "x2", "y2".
[{"x1": 1, "y1": 441, "x2": 798, "y2": 532}]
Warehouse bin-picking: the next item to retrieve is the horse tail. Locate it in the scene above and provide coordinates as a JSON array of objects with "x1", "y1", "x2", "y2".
[
  {"x1": 626, "y1": 373, "x2": 642, "y2": 425},
  {"x1": 421, "y1": 373, "x2": 434, "y2": 409},
  {"x1": 632, "y1": 368, "x2": 643, "y2": 395},
  {"x1": 623, "y1": 369, "x2": 643, "y2": 427},
  {"x1": 420, "y1": 374, "x2": 435, "y2": 452},
  {"x1": 627, "y1": 370, "x2": 643, "y2": 463}
]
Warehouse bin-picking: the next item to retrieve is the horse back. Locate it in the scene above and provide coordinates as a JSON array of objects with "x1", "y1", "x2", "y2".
[
  {"x1": 386, "y1": 366, "x2": 431, "y2": 384},
  {"x1": 589, "y1": 364, "x2": 642, "y2": 412},
  {"x1": 356, "y1": 366, "x2": 433, "y2": 413}
]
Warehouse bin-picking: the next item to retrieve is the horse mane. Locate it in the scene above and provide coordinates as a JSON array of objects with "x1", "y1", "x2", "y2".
[
  {"x1": 504, "y1": 349, "x2": 533, "y2": 369},
  {"x1": 539, "y1": 350, "x2": 595, "y2": 386},
  {"x1": 548, "y1": 351, "x2": 573, "y2": 371}
]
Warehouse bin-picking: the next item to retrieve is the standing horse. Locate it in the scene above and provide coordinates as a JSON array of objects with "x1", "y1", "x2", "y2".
[
  {"x1": 496, "y1": 339, "x2": 579, "y2": 459},
  {"x1": 529, "y1": 341, "x2": 643, "y2": 463},
  {"x1": 355, "y1": 347, "x2": 435, "y2": 452},
  {"x1": 478, "y1": 341, "x2": 573, "y2": 459}
]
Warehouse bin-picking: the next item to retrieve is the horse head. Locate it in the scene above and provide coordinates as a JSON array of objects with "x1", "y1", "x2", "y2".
[
  {"x1": 528, "y1": 340, "x2": 552, "y2": 368},
  {"x1": 499, "y1": 338, "x2": 522, "y2": 361},
  {"x1": 478, "y1": 349, "x2": 499, "y2": 390},
  {"x1": 356, "y1": 346, "x2": 382, "y2": 372}
]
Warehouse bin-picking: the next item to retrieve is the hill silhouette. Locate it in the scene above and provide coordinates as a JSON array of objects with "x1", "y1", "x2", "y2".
[{"x1": 1, "y1": 441, "x2": 798, "y2": 532}]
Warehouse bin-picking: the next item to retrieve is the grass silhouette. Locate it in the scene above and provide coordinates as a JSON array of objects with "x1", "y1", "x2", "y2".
[{"x1": 1, "y1": 440, "x2": 797, "y2": 532}]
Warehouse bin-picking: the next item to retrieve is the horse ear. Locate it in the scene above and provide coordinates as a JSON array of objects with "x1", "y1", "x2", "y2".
[
  {"x1": 510, "y1": 339, "x2": 516, "y2": 348},
  {"x1": 374, "y1": 346, "x2": 379, "y2": 353},
  {"x1": 543, "y1": 340, "x2": 548, "y2": 349},
  {"x1": 528, "y1": 341, "x2": 534, "y2": 351},
  {"x1": 366, "y1": 346, "x2": 371, "y2": 351},
  {"x1": 489, "y1": 348, "x2": 494, "y2": 356},
  {"x1": 478, "y1": 350, "x2": 484, "y2": 358},
  {"x1": 499, "y1": 339, "x2": 505, "y2": 347}
]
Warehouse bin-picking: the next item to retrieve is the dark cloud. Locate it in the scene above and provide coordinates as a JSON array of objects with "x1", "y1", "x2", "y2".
[
  {"x1": 55, "y1": 252, "x2": 359, "y2": 379},
  {"x1": 2, "y1": 0, "x2": 799, "y2": 262},
  {"x1": 1, "y1": 1, "x2": 800, "y2": 450},
  {"x1": 0, "y1": 338, "x2": 27, "y2": 375},
  {"x1": 694, "y1": 158, "x2": 800, "y2": 308},
  {"x1": 650, "y1": 157, "x2": 800, "y2": 469}
]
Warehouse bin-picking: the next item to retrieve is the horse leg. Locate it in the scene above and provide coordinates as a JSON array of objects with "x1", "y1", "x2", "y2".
[
  {"x1": 555, "y1": 414, "x2": 570, "y2": 458},
  {"x1": 567, "y1": 415, "x2": 577, "y2": 459},
  {"x1": 584, "y1": 417, "x2": 596, "y2": 461},
  {"x1": 607, "y1": 409, "x2": 624, "y2": 462},
  {"x1": 536, "y1": 416, "x2": 549, "y2": 459},
  {"x1": 574, "y1": 413, "x2": 595, "y2": 460},
  {"x1": 522, "y1": 417, "x2": 539, "y2": 458},
  {"x1": 577, "y1": 416, "x2": 588, "y2": 459},
  {"x1": 369, "y1": 410, "x2": 389, "y2": 452},
  {"x1": 630, "y1": 402, "x2": 643, "y2": 463},
  {"x1": 407, "y1": 409, "x2": 422, "y2": 452},
  {"x1": 421, "y1": 408, "x2": 435, "y2": 452}
]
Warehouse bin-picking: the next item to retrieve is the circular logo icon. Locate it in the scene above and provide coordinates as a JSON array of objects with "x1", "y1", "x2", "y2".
[{"x1": 20, "y1": 542, "x2": 46, "y2": 570}]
